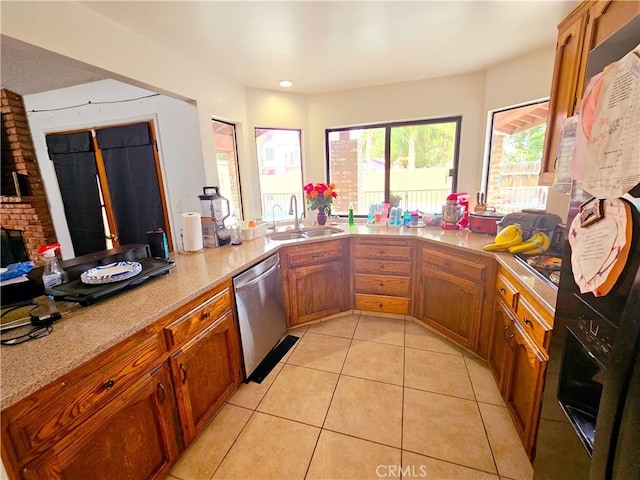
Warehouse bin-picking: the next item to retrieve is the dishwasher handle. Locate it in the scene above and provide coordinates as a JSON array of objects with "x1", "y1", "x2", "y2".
[{"x1": 234, "y1": 261, "x2": 280, "y2": 292}]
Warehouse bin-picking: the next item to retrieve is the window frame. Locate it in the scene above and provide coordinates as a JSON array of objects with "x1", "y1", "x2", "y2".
[
  {"x1": 325, "y1": 116, "x2": 462, "y2": 216},
  {"x1": 212, "y1": 118, "x2": 244, "y2": 220},
  {"x1": 254, "y1": 127, "x2": 304, "y2": 222}
]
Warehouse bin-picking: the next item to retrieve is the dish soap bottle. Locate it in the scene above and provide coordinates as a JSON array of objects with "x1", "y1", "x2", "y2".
[
  {"x1": 348, "y1": 203, "x2": 355, "y2": 227},
  {"x1": 38, "y1": 243, "x2": 68, "y2": 289}
]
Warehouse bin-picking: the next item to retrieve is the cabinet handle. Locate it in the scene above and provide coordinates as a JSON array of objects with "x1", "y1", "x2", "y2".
[
  {"x1": 503, "y1": 324, "x2": 510, "y2": 340},
  {"x1": 379, "y1": 283, "x2": 384, "y2": 288},
  {"x1": 202, "y1": 311, "x2": 211, "y2": 320},
  {"x1": 508, "y1": 333, "x2": 516, "y2": 349},
  {"x1": 523, "y1": 317, "x2": 532, "y2": 326},
  {"x1": 180, "y1": 364, "x2": 187, "y2": 384},
  {"x1": 312, "y1": 253, "x2": 323, "y2": 258},
  {"x1": 103, "y1": 379, "x2": 115, "y2": 390},
  {"x1": 499, "y1": 287, "x2": 506, "y2": 294},
  {"x1": 157, "y1": 382, "x2": 166, "y2": 403},
  {"x1": 378, "y1": 303, "x2": 384, "y2": 308}
]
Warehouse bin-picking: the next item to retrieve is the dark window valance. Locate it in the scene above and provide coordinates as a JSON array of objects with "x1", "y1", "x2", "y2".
[
  {"x1": 45, "y1": 131, "x2": 93, "y2": 154},
  {"x1": 96, "y1": 123, "x2": 151, "y2": 149}
]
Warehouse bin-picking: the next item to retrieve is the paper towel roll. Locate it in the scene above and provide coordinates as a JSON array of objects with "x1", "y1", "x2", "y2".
[{"x1": 182, "y1": 212, "x2": 203, "y2": 251}]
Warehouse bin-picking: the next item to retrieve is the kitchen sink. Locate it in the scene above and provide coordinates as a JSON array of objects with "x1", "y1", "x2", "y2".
[
  {"x1": 267, "y1": 232, "x2": 306, "y2": 241},
  {"x1": 301, "y1": 227, "x2": 344, "y2": 237},
  {"x1": 267, "y1": 226, "x2": 344, "y2": 242}
]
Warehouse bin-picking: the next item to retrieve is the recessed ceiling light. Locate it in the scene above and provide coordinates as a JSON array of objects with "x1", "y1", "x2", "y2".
[{"x1": 279, "y1": 80, "x2": 293, "y2": 88}]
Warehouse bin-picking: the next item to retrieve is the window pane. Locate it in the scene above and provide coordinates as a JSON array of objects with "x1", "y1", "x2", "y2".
[
  {"x1": 255, "y1": 128, "x2": 303, "y2": 222},
  {"x1": 328, "y1": 127, "x2": 386, "y2": 216},
  {"x1": 213, "y1": 120, "x2": 243, "y2": 219},
  {"x1": 487, "y1": 102, "x2": 549, "y2": 214},
  {"x1": 389, "y1": 122, "x2": 457, "y2": 214}
]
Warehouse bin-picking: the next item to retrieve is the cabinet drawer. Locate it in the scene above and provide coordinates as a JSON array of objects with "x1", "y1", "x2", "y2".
[
  {"x1": 516, "y1": 297, "x2": 552, "y2": 352},
  {"x1": 353, "y1": 259, "x2": 412, "y2": 276},
  {"x1": 164, "y1": 286, "x2": 232, "y2": 347},
  {"x1": 353, "y1": 244, "x2": 412, "y2": 261},
  {"x1": 496, "y1": 273, "x2": 519, "y2": 310},
  {"x1": 355, "y1": 293, "x2": 410, "y2": 315},
  {"x1": 354, "y1": 274, "x2": 410, "y2": 296},
  {"x1": 287, "y1": 241, "x2": 345, "y2": 267},
  {"x1": 6, "y1": 334, "x2": 163, "y2": 459},
  {"x1": 422, "y1": 248, "x2": 485, "y2": 282}
]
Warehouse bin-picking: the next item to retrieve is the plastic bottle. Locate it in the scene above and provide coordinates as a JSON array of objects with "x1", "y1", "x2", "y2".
[
  {"x1": 38, "y1": 243, "x2": 68, "y2": 289},
  {"x1": 229, "y1": 213, "x2": 243, "y2": 245},
  {"x1": 348, "y1": 203, "x2": 355, "y2": 227}
]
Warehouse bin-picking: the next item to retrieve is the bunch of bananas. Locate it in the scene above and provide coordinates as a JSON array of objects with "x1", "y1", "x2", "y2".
[
  {"x1": 482, "y1": 225, "x2": 551, "y2": 255},
  {"x1": 508, "y1": 231, "x2": 551, "y2": 254}
]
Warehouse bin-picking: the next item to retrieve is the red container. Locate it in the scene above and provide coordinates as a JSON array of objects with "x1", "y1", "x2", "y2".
[{"x1": 468, "y1": 211, "x2": 505, "y2": 235}]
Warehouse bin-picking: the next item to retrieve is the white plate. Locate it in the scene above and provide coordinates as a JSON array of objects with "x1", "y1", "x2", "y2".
[{"x1": 80, "y1": 261, "x2": 142, "y2": 285}]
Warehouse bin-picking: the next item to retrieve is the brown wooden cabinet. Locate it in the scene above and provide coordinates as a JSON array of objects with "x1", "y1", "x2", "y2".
[
  {"x1": 1, "y1": 280, "x2": 242, "y2": 480},
  {"x1": 488, "y1": 296, "x2": 515, "y2": 390},
  {"x1": 21, "y1": 363, "x2": 180, "y2": 480},
  {"x1": 503, "y1": 321, "x2": 548, "y2": 457},
  {"x1": 169, "y1": 310, "x2": 241, "y2": 446},
  {"x1": 280, "y1": 239, "x2": 350, "y2": 325},
  {"x1": 540, "y1": 0, "x2": 640, "y2": 184},
  {"x1": 352, "y1": 238, "x2": 414, "y2": 315},
  {"x1": 488, "y1": 266, "x2": 552, "y2": 458},
  {"x1": 415, "y1": 244, "x2": 496, "y2": 356}
]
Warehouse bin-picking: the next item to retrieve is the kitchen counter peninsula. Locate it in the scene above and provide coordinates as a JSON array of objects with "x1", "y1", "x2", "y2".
[{"x1": 0, "y1": 224, "x2": 556, "y2": 410}]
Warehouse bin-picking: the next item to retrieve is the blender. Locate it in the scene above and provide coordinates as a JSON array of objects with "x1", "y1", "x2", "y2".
[
  {"x1": 441, "y1": 192, "x2": 470, "y2": 230},
  {"x1": 198, "y1": 186, "x2": 231, "y2": 246}
]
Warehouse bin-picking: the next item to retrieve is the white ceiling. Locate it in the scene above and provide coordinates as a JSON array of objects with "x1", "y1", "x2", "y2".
[{"x1": 2, "y1": 1, "x2": 578, "y2": 96}]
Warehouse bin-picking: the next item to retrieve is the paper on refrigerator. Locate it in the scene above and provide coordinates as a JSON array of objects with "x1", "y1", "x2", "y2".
[{"x1": 583, "y1": 45, "x2": 640, "y2": 198}]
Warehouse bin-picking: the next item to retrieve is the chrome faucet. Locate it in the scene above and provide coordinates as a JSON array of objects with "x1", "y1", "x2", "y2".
[
  {"x1": 289, "y1": 194, "x2": 300, "y2": 232},
  {"x1": 271, "y1": 204, "x2": 282, "y2": 231}
]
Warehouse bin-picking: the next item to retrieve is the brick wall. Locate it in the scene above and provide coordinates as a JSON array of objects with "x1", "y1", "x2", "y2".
[
  {"x1": 329, "y1": 131, "x2": 359, "y2": 212},
  {"x1": 1, "y1": 89, "x2": 57, "y2": 264}
]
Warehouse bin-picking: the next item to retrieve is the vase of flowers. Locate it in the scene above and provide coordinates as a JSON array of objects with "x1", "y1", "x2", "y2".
[{"x1": 304, "y1": 182, "x2": 337, "y2": 226}]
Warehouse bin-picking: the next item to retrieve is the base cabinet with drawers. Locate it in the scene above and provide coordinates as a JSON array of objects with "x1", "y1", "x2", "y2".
[
  {"x1": 1, "y1": 280, "x2": 242, "y2": 480},
  {"x1": 280, "y1": 239, "x2": 350, "y2": 326},
  {"x1": 415, "y1": 243, "x2": 496, "y2": 357},
  {"x1": 352, "y1": 238, "x2": 414, "y2": 315},
  {"x1": 488, "y1": 267, "x2": 551, "y2": 459}
]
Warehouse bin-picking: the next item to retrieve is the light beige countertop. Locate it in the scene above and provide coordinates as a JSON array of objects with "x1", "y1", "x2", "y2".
[{"x1": 0, "y1": 223, "x2": 557, "y2": 409}]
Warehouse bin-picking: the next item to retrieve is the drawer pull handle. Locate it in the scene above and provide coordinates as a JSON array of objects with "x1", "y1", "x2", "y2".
[
  {"x1": 379, "y1": 283, "x2": 384, "y2": 287},
  {"x1": 202, "y1": 311, "x2": 211, "y2": 320},
  {"x1": 103, "y1": 380, "x2": 115, "y2": 390},
  {"x1": 379, "y1": 303, "x2": 384, "y2": 308},
  {"x1": 499, "y1": 287, "x2": 506, "y2": 294},
  {"x1": 524, "y1": 318, "x2": 532, "y2": 326},
  {"x1": 503, "y1": 325, "x2": 510, "y2": 340},
  {"x1": 157, "y1": 382, "x2": 166, "y2": 403},
  {"x1": 312, "y1": 253, "x2": 323, "y2": 258},
  {"x1": 180, "y1": 364, "x2": 188, "y2": 384}
]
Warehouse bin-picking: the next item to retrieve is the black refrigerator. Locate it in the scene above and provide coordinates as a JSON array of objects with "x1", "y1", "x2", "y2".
[{"x1": 533, "y1": 15, "x2": 640, "y2": 480}]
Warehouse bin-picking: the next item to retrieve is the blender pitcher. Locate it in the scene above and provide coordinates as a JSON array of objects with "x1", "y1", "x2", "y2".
[{"x1": 198, "y1": 186, "x2": 230, "y2": 228}]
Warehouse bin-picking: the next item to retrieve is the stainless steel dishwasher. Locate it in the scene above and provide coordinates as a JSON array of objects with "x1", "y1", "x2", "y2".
[{"x1": 233, "y1": 253, "x2": 287, "y2": 379}]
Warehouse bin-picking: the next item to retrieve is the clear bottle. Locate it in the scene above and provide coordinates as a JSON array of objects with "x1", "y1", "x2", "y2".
[
  {"x1": 39, "y1": 244, "x2": 68, "y2": 289},
  {"x1": 348, "y1": 203, "x2": 355, "y2": 227},
  {"x1": 229, "y1": 213, "x2": 243, "y2": 245}
]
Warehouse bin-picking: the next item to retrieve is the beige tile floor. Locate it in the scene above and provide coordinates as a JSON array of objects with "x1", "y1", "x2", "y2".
[{"x1": 167, "y1": 313, "x2": 533, "y2": 480}]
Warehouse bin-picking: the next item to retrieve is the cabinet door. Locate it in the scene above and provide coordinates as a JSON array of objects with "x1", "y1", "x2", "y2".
[
  {"x1": 488, "y1": 297, "x2": 515, "y2": 393},
  {"x1": 170, "y1": 311, "x2": 242, "y2": 446},
  {"x1": 287, "y1": 260, "x2": 347, "y2": 325},
  {"x1": 504, "y1": 320, "x2": 548, "y2": 458},
  {"x1": 417, "y1": 266, "x2": 484, "y2": 351},
  {"x1": 540, "y1": 12, "x2": 587, "y2": 185},
  {"x1": 22, "y1": 364, "x2": 180, "y2": 480}
]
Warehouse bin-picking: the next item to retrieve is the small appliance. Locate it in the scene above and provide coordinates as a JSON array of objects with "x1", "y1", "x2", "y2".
[
  {"x1": 441, "y1": 192, "x2": 470, "y2": 230},
  {"x1": 198, "y1": 186, "x2": 231, "y2": 246}
]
